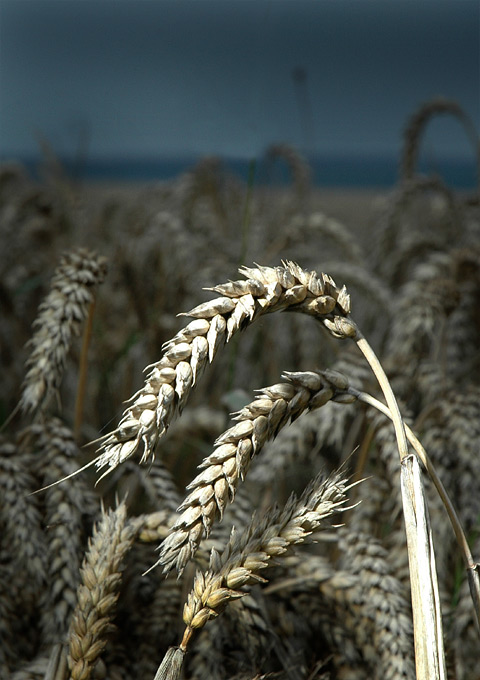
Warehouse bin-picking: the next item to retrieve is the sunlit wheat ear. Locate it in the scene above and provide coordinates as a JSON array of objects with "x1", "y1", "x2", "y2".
[
  {"x1": 155, "y1": 469, "x2": 352, "y2": 680},
  {"x1": 94, "y1": 261, "x2": 350, "y2": 478},
  {"x1": 18, "y1": 248, "x2": 107, "y2": 419},
  {"x1": 400, "y1": 97, "x2": 480, "y2": 185},
  {"x1": 67, "y1": 501, "x2": 136, "y2": 680},
  {"x1": 157, "y1": 369, "x2": 355, "y2": 576},
  {"x1": 265, "y1": 143, "x2": 312, "y2": 200}
]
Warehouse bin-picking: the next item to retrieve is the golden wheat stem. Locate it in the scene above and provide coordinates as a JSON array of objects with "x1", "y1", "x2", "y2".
[
  {"x1": 344, "y1": 326, "x2": 445, "y2": 679},
  {"x1": 354, "y1": 332, "x2": 409, "y2": 460},
  {"x1": 352, "y1": 387, "x2": 480, "y2": 633},
  {"x1": 74, "y1": 298, "x2": 96, "y2": 440}
]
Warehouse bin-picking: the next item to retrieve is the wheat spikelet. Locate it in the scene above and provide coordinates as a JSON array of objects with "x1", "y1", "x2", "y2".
[
  {"x1": 18, "y1": 248, "x2": 107, "y2": 418},
  {"x1": 67, "y1": 501, "x2": 136, "y2": 680},
  {"x1": 94, "y1": 262, "x2": 351, "y2": 477},
  {"x1": 187, "y1": 596, "x2": 273, "y2": 679},
  {"x1": 158, "y1": 369, "x2": 355, "y2": 575}
]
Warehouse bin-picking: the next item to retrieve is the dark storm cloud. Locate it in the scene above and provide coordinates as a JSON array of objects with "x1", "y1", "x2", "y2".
[{"x1": 0, "y1": 0, "x2": 478, "y2": 160}]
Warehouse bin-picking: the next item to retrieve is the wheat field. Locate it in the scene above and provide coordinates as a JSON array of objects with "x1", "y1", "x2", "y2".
[{"x1": 1, "y1": 99, "x2": 479, "y2": 680}]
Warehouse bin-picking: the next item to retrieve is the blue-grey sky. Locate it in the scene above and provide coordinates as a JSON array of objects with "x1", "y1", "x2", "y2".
[{"x1": 0, "y1": 0, "x2": 478, "y2": 163}]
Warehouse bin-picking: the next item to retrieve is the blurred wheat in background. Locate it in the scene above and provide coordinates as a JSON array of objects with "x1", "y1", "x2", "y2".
[{"x1": 1, "y1": 99, "x2": 480, "y2": 680}]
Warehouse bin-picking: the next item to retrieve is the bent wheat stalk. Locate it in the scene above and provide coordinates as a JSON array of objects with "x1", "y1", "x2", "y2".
[{"x1": 332, "y1": 320, "x2": 447, "y2": 679}]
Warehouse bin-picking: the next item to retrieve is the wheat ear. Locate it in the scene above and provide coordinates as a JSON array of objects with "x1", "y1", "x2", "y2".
[
  {"x1": 67, "y1": 501, "x2": 136, "y2": 680},
  {"x1": 93, "y1": 261, "x2": 350, "y2": 477},
  {"x1": 400, "y1": 97, "x2": 480, "y2": 185},
  {"x1": 157, "y1": 368, "x2": 354, "y2": 576},
  {"x1": 18, "y1": 248, "x2": 107, "y2": 418},
  {"x1": 155, "y1": 469, "x2": 352, "y2": 680}
]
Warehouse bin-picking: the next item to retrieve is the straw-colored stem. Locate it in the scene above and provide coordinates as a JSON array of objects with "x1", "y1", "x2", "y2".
[
  {"x1": 74, "y1": 298, "x2": 96, "y2": 440},
  {"x1": 351, "y1": 386, "x2": 480, "y2": 633},
  {"x1": 355, "y1": 332, "x2": 409, "y2": 461},
  {"x1": 352, "y1": 326, "x2": 445, "y2": 678}
]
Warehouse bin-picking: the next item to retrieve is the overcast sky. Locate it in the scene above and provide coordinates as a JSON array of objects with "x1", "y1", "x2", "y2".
[{"x1": 0, "y1": 0, "x2": 478, "y2": 163}]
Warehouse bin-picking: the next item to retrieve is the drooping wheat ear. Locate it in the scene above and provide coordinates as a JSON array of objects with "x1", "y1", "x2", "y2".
[
  {"x1": 94, "y1": 261, "x2": 351, "y2": 477},
  {"x1": 265, "y1": 143, "x2": 312, "y2": 200},
  {"x1": 18, "y1": 248, "x2": 107, "y2": 418},
  {"x1": 375, "y1": 176, "x2": 463, "y2": 284},
  {"x1": 400, "y1": 97, "x2": 480, "y2": 185},
  {"x1": 274, "y1": 211, "x2": 364, "y2": 266},
  {"x1": 19, "y1": 418, "x2": 98, "y2": 645},
  {"x1": 67, "y1": 501, "x2": 136, "y2": 680},
  {"x1": 157, "y1": 369, "x2": 355, "y2": 576},
  {"x1": 154, "y1": 469, "x2": 351, "y2": 680}
]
